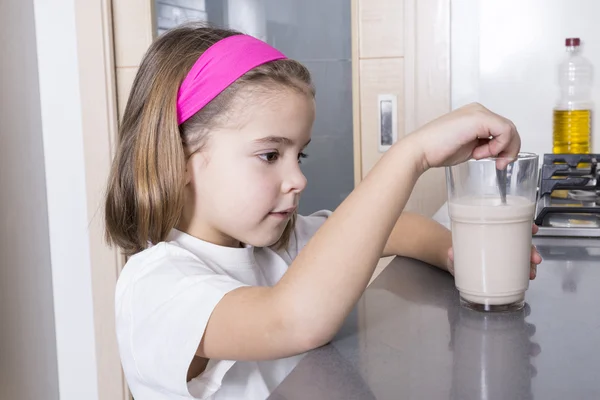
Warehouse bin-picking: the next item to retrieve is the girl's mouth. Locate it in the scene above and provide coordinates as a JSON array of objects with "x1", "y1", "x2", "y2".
[{"x1": 269, "y1": 206, "x2": 296, "y2": 218}]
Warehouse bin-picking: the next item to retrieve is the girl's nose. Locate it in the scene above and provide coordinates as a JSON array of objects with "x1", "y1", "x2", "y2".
[{"x1": 281, "y1": 162, "x2": 307, "y2": 194}]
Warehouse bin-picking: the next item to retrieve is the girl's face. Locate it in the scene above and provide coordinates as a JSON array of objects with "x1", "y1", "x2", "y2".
[{"x1": 181, "y1": 88, "x2": 315, "y2": 248}]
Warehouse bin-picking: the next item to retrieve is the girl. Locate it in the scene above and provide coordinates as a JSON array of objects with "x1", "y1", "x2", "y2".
[{"x1": 105, "y1": 24, "x2": 542, "y2": 399}]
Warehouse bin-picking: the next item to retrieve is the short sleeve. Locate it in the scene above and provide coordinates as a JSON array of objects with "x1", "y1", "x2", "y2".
[
  {"x1": 124, "y1": 249, "x2": 248, "y2": 398},
  {"x1": 285, "y1": 209, "x2": 332, "y2": 260}
]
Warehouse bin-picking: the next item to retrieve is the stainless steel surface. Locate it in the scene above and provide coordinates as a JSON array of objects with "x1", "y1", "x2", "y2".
[
  {"x1": 536, "y1": 226, "x2": 600, "y2": 238},
  {"x1": 270, "y1": 237, "x2": 600, "y2": 399},
  {"x1": 534, "y1": 153, "x2": 600, "y2": 234}
]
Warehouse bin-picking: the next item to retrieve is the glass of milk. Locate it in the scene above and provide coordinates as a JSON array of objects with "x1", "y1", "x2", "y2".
[{"x1": 446, "y1": 153, "x2": 539, "y2": 312}]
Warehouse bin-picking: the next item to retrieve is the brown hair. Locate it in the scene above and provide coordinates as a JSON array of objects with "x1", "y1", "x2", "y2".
[{"x1": 104, "y1": 23, "x2": 314, "y2": 255}]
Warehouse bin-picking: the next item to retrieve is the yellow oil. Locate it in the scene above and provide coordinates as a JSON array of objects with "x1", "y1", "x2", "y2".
[{"x1": 552, "y1": 109, "x2": 591, "y2": 154}]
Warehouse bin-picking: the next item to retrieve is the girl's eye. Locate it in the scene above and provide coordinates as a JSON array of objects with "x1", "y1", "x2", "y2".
[
  {"x1": 258, "y1": 152, "x2": 279, "y2": 163},
  {"x1": 298, "y1": 152, "x2": 308, "y2": 164}
]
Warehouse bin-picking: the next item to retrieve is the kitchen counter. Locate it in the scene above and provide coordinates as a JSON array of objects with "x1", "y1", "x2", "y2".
[{"x1": 269, "y1": 237, "x2": 600, "y2": 399}]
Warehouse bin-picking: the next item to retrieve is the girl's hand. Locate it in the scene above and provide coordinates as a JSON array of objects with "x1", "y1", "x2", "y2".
[
  {"x1": 408, "y1": 103, "x2": 521, "y2": 172},
  {"x1": 446, "y1": 224, "x2": 542, "y2": 280}
]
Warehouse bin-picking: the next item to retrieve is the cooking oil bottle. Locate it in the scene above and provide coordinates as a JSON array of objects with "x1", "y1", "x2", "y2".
[{"x1": 553, "y1": 38, "x2": 593, "y2": 154}]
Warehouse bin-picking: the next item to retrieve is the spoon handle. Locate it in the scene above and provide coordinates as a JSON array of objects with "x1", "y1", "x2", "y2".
[{"x1": 496, "y1": 168, "x2": 507, "y2": 204}]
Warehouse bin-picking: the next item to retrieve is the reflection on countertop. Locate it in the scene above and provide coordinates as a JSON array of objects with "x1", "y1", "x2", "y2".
[{"x1": 271, "y1": 237, "x2": 600, "y2": 399}]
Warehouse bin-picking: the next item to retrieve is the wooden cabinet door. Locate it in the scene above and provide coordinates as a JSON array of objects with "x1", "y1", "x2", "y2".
[{"x1": 352, "y1": 0, "x2": 451, "y2": 216}]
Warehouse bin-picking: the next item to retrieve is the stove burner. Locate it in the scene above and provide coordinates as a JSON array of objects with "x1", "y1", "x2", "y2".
[{"x1": 534, "y1": 154, "x2": 600, "y2": 237}]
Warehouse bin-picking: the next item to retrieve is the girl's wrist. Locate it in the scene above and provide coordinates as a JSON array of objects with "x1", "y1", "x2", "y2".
[{"x1": 388, "y1": 135, "x2": 428, "y2": 177}]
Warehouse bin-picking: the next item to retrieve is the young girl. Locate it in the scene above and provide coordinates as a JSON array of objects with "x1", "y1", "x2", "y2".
[{"x1": 105, "y1": 24, "x2": 542, "y2": 399}]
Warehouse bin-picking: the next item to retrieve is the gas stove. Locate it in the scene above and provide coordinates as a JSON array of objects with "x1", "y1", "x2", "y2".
[{"x1": 535, "y1": 153, "x2": 600, "y2": 237}]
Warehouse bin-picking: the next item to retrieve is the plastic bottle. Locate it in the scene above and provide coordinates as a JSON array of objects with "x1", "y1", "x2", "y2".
[{"x1": 553, "y1": 38, "x2": 593, "y2": 154}]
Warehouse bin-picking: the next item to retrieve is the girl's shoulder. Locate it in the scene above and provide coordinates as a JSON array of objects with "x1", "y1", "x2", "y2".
[
  {"x1": 115, "y1": 241, "x2": 208, "y2": 297},
  {"x1": 123, "y1": 241, "x2": 201, "y2": 274}
]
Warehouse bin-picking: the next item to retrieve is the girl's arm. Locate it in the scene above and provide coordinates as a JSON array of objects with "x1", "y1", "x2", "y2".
[
  {"x1": 382, "y1": 212, "x2": 452, "y2": 271},
  {"x1": 201, "y1": 137, "x2": 423, "y2": 360},
  {"x1": 197, "y1": 103, "x2": 520, "y2": 362}
]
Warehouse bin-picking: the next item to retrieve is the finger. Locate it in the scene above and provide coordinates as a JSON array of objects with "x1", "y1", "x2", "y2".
[
  {"x1": 529, "y1": 342, "x2": 542, "y2": 357},
  {"x1": 530, "y1": 263, "x2": 537, "y2": 280},
  {"x1": 525, "y1": 322, "x2": 536, "y2": 337},
  {"x1": 532, "y1": 224, "x2": 539, "y2": 235},
  {"x1": 473, "y1": 120, "x2": 514, "y2": 159},
  {"x1": 531, "y1": 245, "x2": 542, "y2": 264},
  {"x1": 491, "y1": 119, "x2": 521, "y2": 165},
  {"x1": 529, "y1": 364, "x2": 538, "y2": 378},
  {"x1": 471, "y1": 118, "x2": 520, "y2": 167},
  {"x1": 448, "y1": 247, "x2": 454, "y2": 262},
  {"x1": 472, "y1": 139, "x2": 495, "y2": 160}
]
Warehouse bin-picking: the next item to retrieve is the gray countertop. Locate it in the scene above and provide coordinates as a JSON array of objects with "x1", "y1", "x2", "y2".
[{"x1": 269, "y1": 237, "x2": 600, "y2": 399}]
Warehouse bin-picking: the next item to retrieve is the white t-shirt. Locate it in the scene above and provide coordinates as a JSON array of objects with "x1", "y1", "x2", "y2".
[{"x1": 115, "y1": 210, "x2": 331, "y2": 400}]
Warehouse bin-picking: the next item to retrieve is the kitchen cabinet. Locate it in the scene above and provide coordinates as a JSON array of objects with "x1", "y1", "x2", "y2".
[{"x1": 352, "y1": 0, "x2": 450, "y2": 216}]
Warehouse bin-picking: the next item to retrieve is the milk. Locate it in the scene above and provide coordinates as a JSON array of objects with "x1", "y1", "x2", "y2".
[{"x1": 449, "y1": 195, "x2": 535, "y2": 308}]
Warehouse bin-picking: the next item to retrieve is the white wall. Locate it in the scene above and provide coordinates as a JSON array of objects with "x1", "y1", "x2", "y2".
[
  {"x1": 32, "y1": 0, "x2": 101, "y2": 397},
  {"x1": 451, "y1": 1, "x2": 600, "y2": 397},
  {"x1": 0, "y1": 0, "x2": 99, "y2": 399},
  {"x1": 0, "y1": 0, "x2": 59, "y2": 398},
  {"x1": 452, "y1": 0, "x2": 600, "y2": 156}
]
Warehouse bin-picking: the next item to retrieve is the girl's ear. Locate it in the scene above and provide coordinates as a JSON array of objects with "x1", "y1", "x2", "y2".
[
  {"x1": 185, "y1": 152, "x2": 209, "y2": 186},
  {"x1": 184, "y1": 159, "x2": 193, "y2": 185}
]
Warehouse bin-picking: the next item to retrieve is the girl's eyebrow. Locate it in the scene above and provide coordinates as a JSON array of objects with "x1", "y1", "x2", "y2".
[{"x1": 252, "y1": 136, "x2": 311, "y2": 148}]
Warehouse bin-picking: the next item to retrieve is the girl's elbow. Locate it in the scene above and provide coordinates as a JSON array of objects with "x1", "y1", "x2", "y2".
[{"x1": 284, "y1": 312, "x2": 337, "y2": 354}]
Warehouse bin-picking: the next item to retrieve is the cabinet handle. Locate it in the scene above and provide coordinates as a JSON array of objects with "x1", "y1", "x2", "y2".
[{"x1": 378, "y1": 94, "x2": 398, "y2": 152}]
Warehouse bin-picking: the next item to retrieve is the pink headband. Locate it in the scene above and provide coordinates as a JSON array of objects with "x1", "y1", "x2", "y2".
[{"x1": 176, "y1": 34, "x2": 287, "y2": 125}]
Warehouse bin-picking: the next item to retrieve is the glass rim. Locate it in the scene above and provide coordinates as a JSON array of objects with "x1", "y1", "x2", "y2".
[{"x1": 467, "y1": 152, "x2": 538, "y2": 163}]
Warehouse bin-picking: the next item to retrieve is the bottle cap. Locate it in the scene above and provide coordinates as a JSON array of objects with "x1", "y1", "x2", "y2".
[{"x1": 566, "y1": 38, "x2": 581, "y2": 47}]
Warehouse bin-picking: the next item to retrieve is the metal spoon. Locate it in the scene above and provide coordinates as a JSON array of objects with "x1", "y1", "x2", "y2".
[{"x1": 496, "y1": 168, "x2": 507, "y2": 204}]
